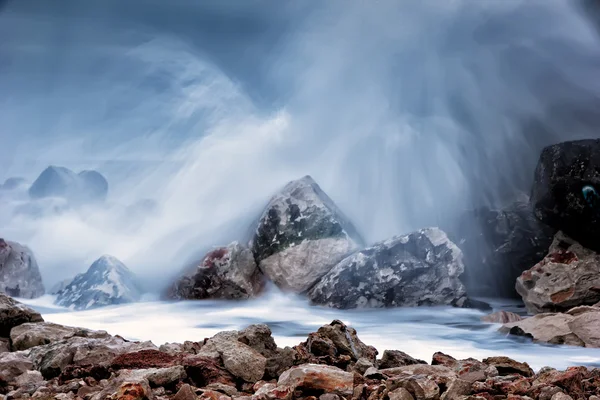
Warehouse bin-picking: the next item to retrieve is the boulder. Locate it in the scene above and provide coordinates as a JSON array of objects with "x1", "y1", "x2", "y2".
[
  {"x1": 10, "y1": 322, "x2": 110, "y2": 351},
  {"x1": 0, "y1": 239, "x2": 45, "y2": 299},
  {"x1": 277, "y1": 364, "x2": 354, "y2": 396},
  {"x1": 500, "y1": 305, "x2": 600, "y2": 347},
  {"x1": 0, "y1": 352, "x2": 34, "y2": 384},
  {"x1": 29, "y1": 166, "x2": 108, "y2": 205},
  {"x1": 516, "y1": 232, "x2": 600, "y2": 313},
  {"x1": 55, "y1": 255, "x2": 142, "y2": 310},
  {"x1": 378, "y1": 350, "x2": 427, "y2": 369},
  {"x1": 0, "y1": 293, "x2": 43, "y2": 337},
  {"x1": 308, "y1": 228, "x2": 467, "y2": 308},
  {"x1": 250, "y1": 175, "x2": 364, "y2": 293},
  {"x1": 482, "y1": 356, "x2": 534, "y2": 377},
  {"x1": 531, "y1": 139, "x2": 600, "y2": 251},
  {"x1": 166, "y1": 242, "x2": 264, "y2": 300},
  {"x1": 455, "y1": 199, "x2": 556, "y2": 297}
]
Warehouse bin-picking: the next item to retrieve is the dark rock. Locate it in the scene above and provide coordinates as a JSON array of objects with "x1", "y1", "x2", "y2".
[
  {"x1": 378, "y1": 350, "x2": 426, "y2": 369},
  {"x1": 182, "y1": 356, "x2": 236, "y2": 388},
  {"x1": 0, "y1": 239, "x2": 45, "y2": 299},
  {"x1": 483, "y1": 357, "x2": 534, "y2": 377},
  {"x1": 55, "y1": 255, "x2": 142, "y2": 310},
  {"x1": 0, "y1": 293, "x2": 43, "y2": 336},
  {"x1": 308, "y1": 228, "x2": 468, "y2": 309},
  {"x1": 250, "y1": 175, "x2": 364, "y2": 293},
  {"x1": 167, "y1": 242, "x2": 264, "y2": 300},
  {"x1": 28, "y1": 166, "x2": 108, "y2": 205},
  {"x1": 531, "y1": 139, "x2": 600, "y2": 251}
]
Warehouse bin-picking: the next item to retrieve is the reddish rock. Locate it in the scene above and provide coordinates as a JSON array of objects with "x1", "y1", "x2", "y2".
[
  {"x1": 110, "y1": 382, "x2": 148, "y2": 400},
  {"x1": 198, "y1": 389, "x2": 231, "y2": 400},
  {"x1": 172, "y1": 384, "x2": 197, "y2": 400},
  {"x1": 111, "y1": 350, "x2": 176, "y2": 369},
  {"x1": 277, "y1": 364, "x2": 354, "y2": 396},
  {"x1": 182, "y1": 355, "x2": 236, "y2": 388}
]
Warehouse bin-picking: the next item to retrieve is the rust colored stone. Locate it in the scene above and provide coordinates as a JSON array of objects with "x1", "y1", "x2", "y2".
[{"x1": 111, "y1": 350, "x2": 176, "y2": 369}]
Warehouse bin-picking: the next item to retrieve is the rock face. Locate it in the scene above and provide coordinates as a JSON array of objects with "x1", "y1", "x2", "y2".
[
  {"x1": 308, "y1": 228, "x2": 467, "y2": 309},
  {"x1": 0, "y1": 239, "x2": 45, "y2": 299},
  {"x1": 167, "y1": 242, "x2": 264, "y2": 300},
  {"x1": 250, "y1": 175, "x2": 364, "y2": 293},
  {"x1": 0, "y1": 293, "x2": 43, "y2": 337},
  {"x1": 28, "y1": 166, "x2": 108, "y2": 205},
  {"x1": 456, "y1": 199, "x2": 556, "y2": 297},
  {"x1": 516, "y1": 232, "x2": 600, "y2": 314},
  {"x1": 531, "y1": 139, "x2": 600, "y2": 251},
  {"x1": 501, "y1": 305, "x2": 600, "y2": 347},
  {"x1": 55, "y1": 255, "x2": 142, "y2": 310}
]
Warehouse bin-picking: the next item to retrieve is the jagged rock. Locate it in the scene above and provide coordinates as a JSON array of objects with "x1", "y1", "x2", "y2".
[
  {"x1": 308, "y1": 228, "x2": 468, "y2": 308},
  {"x1": 0, "y1": 352, "x2": 34, "y2": 383},
  {"x1": 10, "y1": 322, "x2": 109, "y2": 351},
  {"x1": 0, "y1": 239, "x2": 45, "y2": 299},
  {"x1": 29, "y1": 166, "x2": 108, "y2": 205},
  {"x1": 455, "y1": 199, "x2": 556, "y2": 297},
  {"x1": 481, "y1": 311, "x2": 523, "y2": 324},
  {"x1": 378, "y1": 350, "x2": 427, "y2": 369},
  {"x1": 277, "y1": 364, "x2": 354, "y2": 396},
  {"x1": 250, "y1": 176, "x2": 364, "y2": 293},
  {"x1": 500, "y1": 306, "x2": 600, "y2": 348},
  {"x1": 182, "y1": 355, "x2": 236, "y2": 388},
  {"x1": 387, "y1": 375, "x2": 440, "y2": 400},
  {"x1": 111, "y1": 350, "x2": 176, "y2": 370},
  {"x1": 55, "y1": 255, "x2": 142, "y2": 310},
  {"x1": 173, "y1": 384, "x2": 197, "y2": 400},
  {"x1": 0, "y1": 293, "x2": 43, "y2": 336},
  {"x1": 516, "y1": 232, "x2": 600, "y2": 313},
  {"x1": 389, "y1": 387, "x2": 415, "y2": 400},
  {"x1": 482, "y1": 357, "x2": 534, "y2": 377},
  {"x1": 167, "y1": 242, "x2": 264, "y2": 300},
  {"x1": 237, "y1": 324, "x2": 295, "y2": 380},
  {"x1": 531, "y1": 139, "x2": 600, "y2": 252}
]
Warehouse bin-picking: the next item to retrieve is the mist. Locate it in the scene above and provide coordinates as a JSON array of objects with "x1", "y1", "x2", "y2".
[{"x1": 1, "y1": 0, "x2": 600, "y2": 292}]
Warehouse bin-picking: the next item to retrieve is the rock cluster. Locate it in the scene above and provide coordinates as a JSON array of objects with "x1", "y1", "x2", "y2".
[{"x1": 0, "y1": 294, "x2": 598, "y2": 400}]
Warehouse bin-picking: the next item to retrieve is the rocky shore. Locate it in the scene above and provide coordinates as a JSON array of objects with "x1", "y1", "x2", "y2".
[{"x1": 1, "y1": 293, "x2": 600, "y2": 400}]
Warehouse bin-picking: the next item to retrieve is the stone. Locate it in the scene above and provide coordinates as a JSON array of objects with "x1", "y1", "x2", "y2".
[
  {"x1": 159, "y1": 341, "x2": 202, "y2": 356},
  {"x1": 172, "y1": 384, "x2": 197, "y2": 400},
  {"x1": 378, "y1": 350, "x2": 427, "y2": 369},
  {"x1": 308, "y1": 228, "x2": 468, "y2": 308},
  {"x1": 11, "y1": 322, "x2": 110, "y2": 351},
  {"x1": 0, "y1": 239, "x2": 45, "y2": 299},
  {"x1": 198, "y1": 389, "x2": 231, "y2": 400},
  {"x1": 382, "y1": 365, "x2": 457, "y2": 387},
  {"x1": 145, "y1": 366, "x2": 186, "y2": 388},
  {"x1": 454, "y1": 199, "x2": 556, "y2": 298},
  {"x1": 0, "y1": 293, "x2": 43, "y2": 336},
  {"x1": 55, "y1": 255, "x2": 142, "y2": 310},
  {"x1": 531, "y1": 139, "x2": 600, "y2": 251},
  {"x1": 28, "y1": 166, "x2": 108, "y2": 205},
  {"x1": 441, "y1": 378, "x2": 472, "y2": 400},
  {"x1": 482, "y1": 357, "x2": 533, "y2": 377},
  {"x1": 516, "y1": 232, "x2": 600, "y2": 313},
  {"x1": 277, "y1": 364, "x2": 354, "y2": 396},
  {"x1": 166, "y1": 242, "x2": 264, "y2": 300},
  {"x1": 388, "y1": 387, "x2": 415, "y2": 400},
  {"x1": 551, "y1": 393, "x2": 573, "y2": 400},
  {"x1": 354, "y1": 358, "x2": 375, "y2": 374},
  {"x1": 111, "y1": 350, "x2": 176, "y2": 370},
  {"x1": 250, "y1": 175, "x2": 364, "y2": 293},
  {"x1": 0, "y1": 352, "x2": 34, "y2": 383},
  {"x1": 481, "y1": 311, "x2": 523, "y2": 324},
  {"x1": 182, "y1": 355, "x2": 236, "y2": 388},
  {"x1": 386, "y1": 375, "x2": 439, "y2": 400}
]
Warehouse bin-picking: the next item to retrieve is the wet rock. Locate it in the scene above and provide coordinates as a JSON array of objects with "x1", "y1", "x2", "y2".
[
  {"x1": 167, "y1": 242, "x2": 264, "y2": 300},
  {"x1": 0, "y1": 352, "x2": 34, "y2": 383},
  {"x1": 0, "y1": 293, "x2": 43, "y2": 337},
  {"x1": 516, "y1": 232, "x2": 600, "y2": 313},
  {"x1": 55, "y1": 255, "x2": 142, "y2": 310},
  {"x1": 0, "y1": 239, "x2": 45, "y2": 299},
  {"x1": 531, "y1": 139, "x2": 600, "y2": 252},
  {"x1": 481, "y1": 311, "x2": 523, "y2": 324},
  {"x1": 308, "y1": 228, "x2": 468, "y2": 308},
  {"x1": 482, "y1": 357, "x2": 533, "y2": 377},
  {"x1": 29, "y1": 166, "x2": 108, "y2": 205},
  {"x1": 250, "y1": 176, "x2": 364, "y2": 293},
  {"x1": 11, "y1": 322, "x2": 110, "y2": 351},
  {"x1": 378, "y1": 350, "x2": 427, "y2": 369},
  {"x1": 172, "y1": 384, "x2": 197, "y2": 400},
  {"x1": 277, "y1": 364, "x2": 354, "y2": 396}
]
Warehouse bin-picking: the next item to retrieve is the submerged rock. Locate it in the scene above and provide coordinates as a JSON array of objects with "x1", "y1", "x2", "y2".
[
  {"x1": 308, "y1": 228, "x2": 467, "y2": 308},
  {"x1": 0, "y1": 239, "x2": 45, "y2": 299},
  {"x1": 166, "y1": 242, "x2": 264, "y2": 300},
  {"x1": 250, "y1": 175, "x2": 364, "y2": 293},
  {"x1": 55, "y1": 255, "x2": 142, "y2": 310},
  {"x1": 516, "y1": 232, "x2": 600, "y2": 313},
  {"x1": 531, "y1": 139, "x2": 600, "y2": 251},
  {"x1": 28, "y1": 166, "x2": 108, "y2": 205}
]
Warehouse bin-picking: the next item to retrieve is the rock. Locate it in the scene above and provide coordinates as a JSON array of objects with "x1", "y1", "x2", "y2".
[
  {"x1": 0, "y1": 338, "x2": 8, "y2": 353},
  {"x1": 29, "y1": 166, "x2": 108, "y2": 205},
  {"x1": 159, "y1": 341, "x2": 203, "y2": 356},
  {"x1": 0, "y1": 239, "x2": 45, "y2": 299},
  {"x1": 378, "y1": 350, "x2": 427, "y2": 369},
  {"x1": 388, "y1": 387, "x2": 415, "y2": 400},
  {"x1": 0, "y1": 352, "x2": 34, "y2": 383},
  {"x1": 167, "y1": 242, "x2": 264, "y2": 300},
  {"x1": 381, "y1": 365, "x2": 457, "y2": 386},
  {"x1": 237, "y1": 324, "x2": 296, "y2": 380},
  {"x1": 516, "y1": 232, "x2": 600, "y2": 313},
  {"x1": 15, "y1": 370, "x2": 44, "y2": 388},
  {"x1": 531, "y1": 139, "x2": 600, "y2": 251},
  {"x1": 482, "y1": 357, "x2": 533, "y2": 377},
  {"x1": 455, "y1": 199, "x2": 556, "y2": 297},
  {"x1": 354, "y1": 358, "x2": 375, "y2": 374},
  {"x1": 431, "y1": 353, "x2": 492, "y2": 382},
  {"x1": 250, "y1": 176, "x2": 364, "y2": 293},
  {"x1": 308, "y1": 228, "x2": 467, "y2": 308},
  {"x1": 386, "y1": 375, "x2": 439, "y2": 400},
  {"x1": 481, "y1": 311, "x2": 523, "y2": 324},
  {"x1": 11, "y1": 322, "x2": 110, "y2": 351},
  {"x1": 111, "y1": 350, "x2": 176, "y2": 370},
  {"x1": 441, "y1": 378, "x2": 472, "y2": 400},
  {"x1": 0, "y1": 293, "x2": 43, "y2": 336},
  {"x1": 145, "y1": 366, "x2": 186, "y2": 388},
  {"x1": 277, "y1": 364, "x2": 354, "y2": 396},
  {"x1": 182, "y1": 355, "x2": 236, "y2": 388},
  {"x1": 551, "y1": 393, "x2": 573, "y2": 400},
  {"x1": 96, "y1": 380, "x2": 153, "y2": 400},
  {"x1": 172, "y1": 384, "x2": 197, "y2": 400},
  {"x1": 55, "y1": 255, "x2": 142, "y2": 310}
]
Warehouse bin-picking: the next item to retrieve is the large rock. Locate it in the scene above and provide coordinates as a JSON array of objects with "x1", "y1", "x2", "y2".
[
  {"x1": 28, "y1": 166, "x2": 108, "y2": 205},
  {"x1": 10, "y1": 322, "x2": 110, "y2": 351},
  {"x1": 166, "y1": 242, "x2": 264, "y2": 300},
  {"x1": 531, "y1": 139, "x2": 600, "y2": 251},
  {"x1": 0, "y1": 293, "x2": 43, "y2": 337},
  {"x1": 55, "y1": 255, "x2": 142, "y2": 310},
  {"x1": 516, "y1": 232, "x2": 600, "y2": 313},
  {"x1": 308, "y1": 228, "x2": 467, "y2": 309},
  {"x1": 277, "y1": 364, "x2": 354, "y2": 397},
  {"x1": 0, "y1": 239, "x2": 45, "y2": 299},
  {"x1": 250, "y1": 175, "x2": 364, "y2": 293},
  {"x1": 500, "y1": 305, "x2": 600, "y2": 347},
  {"x1": 455, "y1": 199, "x2": 556, "y2": 297}
]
